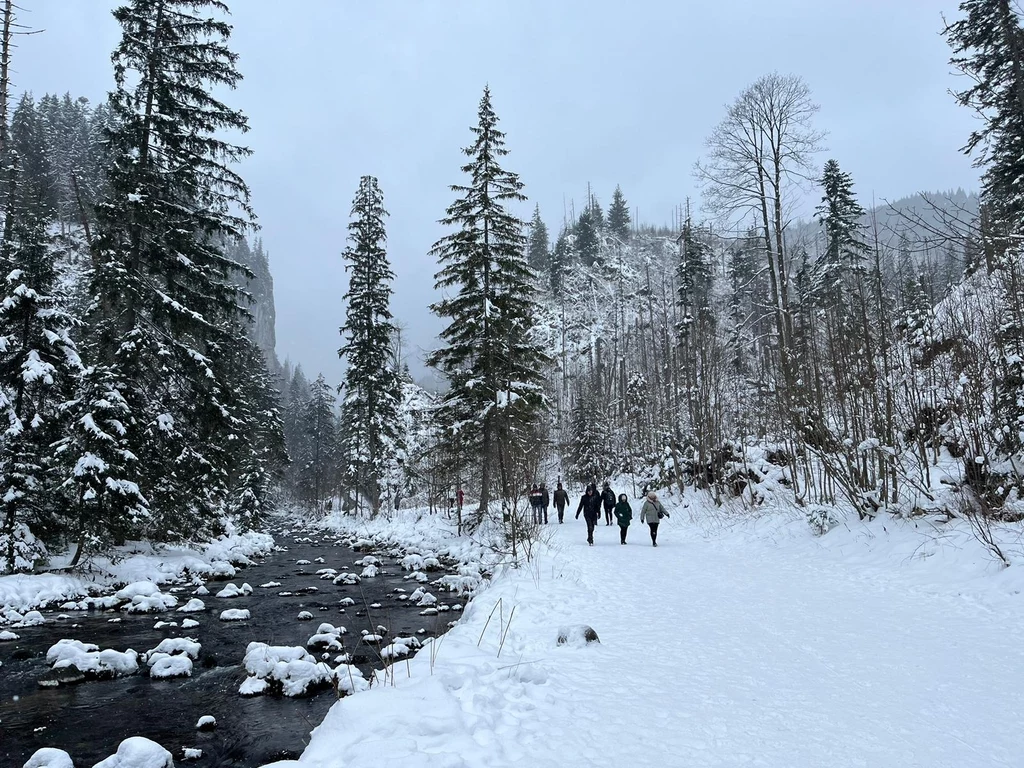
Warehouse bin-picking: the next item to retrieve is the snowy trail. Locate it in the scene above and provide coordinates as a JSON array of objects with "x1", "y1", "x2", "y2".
[
  {"x1": 267, "y1": 509, "x2": 1024, "y2": 768},
  {"x1": 532, "y1": 520, "x2": 1021, "y2": 767}
]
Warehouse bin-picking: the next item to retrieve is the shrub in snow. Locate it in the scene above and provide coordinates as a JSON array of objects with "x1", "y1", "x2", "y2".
[
  {"x1": 219, "y1": 609, "x2": 250, "y2": 621},
  {"x1": 195, "y1": 715, "x2": 216, "y2": 730},
  {"x1": 22, "y1": 747, "x2": 74, "y2": 768},
  {"x1": 177, "y1": 598, "x2": 205, "y2": 613},
  {"x1": 92, "y1": 736, "x2": 173, "y2": 768},
  {"x1": 0, "y1": 522, "x2": 47, "y2": 575},
  {"x1": 149, "y1": 655, "x2": 193, "y2": 679},
  {"x1": 807, "y1": 506, "x2": 842, "y2": 536},
  {"x1": 557, "y1": 625, "x2": 601, "y2": 647}
]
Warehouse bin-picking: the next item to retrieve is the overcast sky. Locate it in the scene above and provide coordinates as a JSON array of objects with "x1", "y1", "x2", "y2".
[{"x1": 14, "y1": 1, "x2": 980, "y2": 385}]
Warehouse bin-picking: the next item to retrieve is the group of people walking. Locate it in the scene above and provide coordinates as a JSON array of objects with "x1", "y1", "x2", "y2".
[
  {"x1": 528, "y1": 482, "x2": 571, "y2": 524},
  {"x1": 575, "y1": 482, "x2": 669, "y2": 546}
]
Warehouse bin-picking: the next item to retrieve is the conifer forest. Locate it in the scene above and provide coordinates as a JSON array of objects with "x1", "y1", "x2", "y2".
[{"x1": 2, "y1": 0, "x2": 1024, "y2": 573}]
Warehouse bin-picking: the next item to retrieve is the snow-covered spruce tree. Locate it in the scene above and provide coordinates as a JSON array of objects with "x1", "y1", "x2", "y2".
[
  {"x1": 74, "y1": 0, "x2": 267, "y2": 543},
  {"x1": 574, "y1": 203, "x2": 601, "y2": 267},
  {"x1": 337, "y1": 176, "x2": 402, "y2": 516},
  {"x1": 427, "y1": 86, "x2": 549, "y2": 515},
  {"x1": 0, "y1": 109, "x2": 83, "y2": 572},
  {"x1": 811, "y1": 159, "x2": 870, "y2": 305},
  {"x1": 675, "y1": 216, "x2": 713, "y2": 341},
  {"x1": 607, "y1": 185, "x2": 631, "y2": 242},
  {"x1": 946, "y1": 1, "x2": 1024, "y2": 461},
  {"x1": 297, "y1": 374, "x2": 338, "y2": 512},
  {"x1": 526, "y1": 204, "x2": 550, "y2": 273},
  {"x1": 549, "y1": 226, "x2": 574, "y2": 294}
]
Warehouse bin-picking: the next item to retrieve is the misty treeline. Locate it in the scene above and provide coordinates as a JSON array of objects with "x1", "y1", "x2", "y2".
[{"x1": 2, "y1": 0, "x2": 1023, "y2": 573}]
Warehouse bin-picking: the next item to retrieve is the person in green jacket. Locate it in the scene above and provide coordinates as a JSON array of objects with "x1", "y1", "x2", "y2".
[{"x1": 613, "y1": 493, "x2": 632, "y2": 544}]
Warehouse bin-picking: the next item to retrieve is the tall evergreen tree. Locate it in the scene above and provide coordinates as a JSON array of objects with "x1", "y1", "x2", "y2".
[
  {"x1": 427, "y1": 86, "x2": 549, "y2": 514},
  {"x1": 812, "y1": 159, "x2": 869, "y2": 304},
  {"x1": 676, "y1": 217, "x2": 713, "y2": 340},
  {"x1": 297, "y1": 374, "x2": 338, "y2": 511},
  {"x1": 607, "y1": 184, "x2": 631, "y2": 241},
  {"x1": 0, "y1": 97, "x2": 82, "y2": 571},
  {"x1": 73, "y1": 0, "x2": 268, "y2": 543},
  {"x1": 946, "y1": 1, "x2": 1024, "y2": 458},
  {"x1": 526, "y1": 204, "x2": 550, "y2": 273},
  {"x1": 337, "y1": 175, "x2": 402, "y2": 515},
  {"x1": 574, "y1": 205, "x2": 601, "y2": 267},
  {"x1": 549, "y1": 226, "x2": 573, "y2": 294}
]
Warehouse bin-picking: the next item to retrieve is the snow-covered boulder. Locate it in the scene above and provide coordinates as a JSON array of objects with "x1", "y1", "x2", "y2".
[
  {"x1": 146, "y1": 637, "x2": 201, "y2": 661},
  {"x1": 338, "y1": 597, "x2": 356, "y2": 607},
  {"x1": 22, "y1": 747, "x2": 74, "y2": 768},
  {"x1": 195, "y1": 715, "x2": 216, "y2": 730},
  {"x1": 360, "y1": 564, "x2": 379, "y2": 578},
  {"x1": 240, "y1": 642, "x2": 335, "y2": 697},
  {"x1": 557, "y1": 624, "x2": 600, "y2": 647},
  {"x1": 1, "y1": 630, "x2": 20, "y2": 641},
  {"x1": 333, "y1": 572, "x2": 360, "y2": 586},
  {"x1": 177, "y1": 598, "x2": 205, "y2": 613},
  {"x1": 149, "y1": 655, "x2": 193, "y2": 679},
  {"x1": 416, "y1": 592, "x2": 437, "y2": 607},
  {"x1": 181, "y1": 619, "x2": 199, "y2": 629},
  {"x1": 92, "y1": 736, "x2": 173, "y2": 768},
  {"x1": 215, "y1": 583, "x2": 245, "y2": 599},
  {"x1": 181, "y1": 747, "x2": 202, "y2": 761},
  {"x1": 307, "y1": 623, "x2": 346, "y2": 651},
  {"x1": 296, "y1": 611, "x2": 313, "y2": 621},
  {"x1": 116, "y1": 582, "x2": 177, "y2": 613},
  {"x1": 208, "y1": 561, "x2": 236, "y2": 580},
  {"x1": 219, "y1": 608, "x2": 250, "y2": 622}
]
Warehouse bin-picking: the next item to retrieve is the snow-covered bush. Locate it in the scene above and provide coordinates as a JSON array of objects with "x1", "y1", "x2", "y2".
[
  {"x1": 0, "y1": 522, "x2": 47, "y2": 574},
  {"x1": 807, "y1": 506, "x2": 842, "y2": 536}
]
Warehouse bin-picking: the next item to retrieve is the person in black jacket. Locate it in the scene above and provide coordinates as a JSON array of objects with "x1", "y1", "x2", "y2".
[
  {"x1": 528, "y1": 484, "x2": 543, "y2": 524},
  {"x1": 575, "y1": 484, "x2": 603, "y2": 546},
  {"x1": 552, "y1": 482, "x2": 570, "y2": 523},
  {"x1": 539, "y1": 483, "x2": 550, "y2": 524},
  {"x1": 600, "y1": 481, "x2": 616, "y2": 525}
]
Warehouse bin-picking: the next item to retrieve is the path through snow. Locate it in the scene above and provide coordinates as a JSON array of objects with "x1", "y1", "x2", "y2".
[{"x1": 266, "y1": 508, "x2": 1024, "y2": 767}]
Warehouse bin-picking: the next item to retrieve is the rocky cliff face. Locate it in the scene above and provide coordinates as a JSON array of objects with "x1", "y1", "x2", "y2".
[{"x1": 228, "y1": 237, "x2": 279, "y2": 371}]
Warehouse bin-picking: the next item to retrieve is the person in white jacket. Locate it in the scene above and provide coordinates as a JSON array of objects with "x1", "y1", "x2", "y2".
[{"x1": 639, "y1": 491, "x2": 669, "y2": 547}]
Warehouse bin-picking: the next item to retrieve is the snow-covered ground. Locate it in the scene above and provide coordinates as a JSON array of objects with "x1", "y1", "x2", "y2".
[
  {"x1": 262, "y1": 498, "x2": 1024, "y2": 768},
  {"x1": 0, "y1": 531, "x2": 274, "y2": 616}
]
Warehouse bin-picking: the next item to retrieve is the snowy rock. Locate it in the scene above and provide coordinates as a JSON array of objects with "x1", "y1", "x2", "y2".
[
  {"x1": 419, "y1": 608, "x2": 438, "y2": 616},
  {"x1": 360, "y1": 564, "x2": 379, "y2": 578},
  {"x1": 219, "y1": 608, "x2": 250, "y2": 622},
  {"x1": 181, "y1": 747, "x2": 202, "y2": 761},
  {"x1": 181, "y1": 619, "x2": 199, "y2": 629},
  {"x1": 240, "y1": 582, "x2": 253, "y2": 595},
  {"x1": 150, "y1": 655, "x2": 193, "y2": 679},
  {"x1": 195, "y1": 715, "x2": 216, "y2": 730},
  {"x1": 0, "y1": 629, "x2": 20, "y2": 641},
  {"x1": 22, "y1": 747, "x2": 74, "y2": 768},
  {"x1": 208, "y1": 562, "x2": 236, "y2": 580},
  {"x1": 416, "y1": 592, "x2": 437, "y2": 607},
  {"x1": 240, "y1": 642, "x2": 336, "y2": 697},
  {"x1": 333, "y1": 572, "x2": 360, "y2": 585},
  {"x1": 92, "y1": 736, "x2": 173, "y2": 768},
  {"x1": 146, "y1": 637, "x2": 201, "y2": 661},
  {"x1": 361, "y1": 634, "x2": 383, "y2": 644},
  {"x1": 297, "y1": 611, "x2": 313, "y2": 621},
  {"x1": 116, "y1": 583, "x2": 176, "y2": 614},
  {"x1": 177, "y1": 598, "x2": 205, "y2": 613},
  {"x1": 338, "y1": 597, "x2": 356, "y2": 607},
  {"x1": 47, "y1": 639, "x2": 98, "y2": 665},
  {"x1": 193, "y1": 586, "x2": 209, "y2": 596},
  {"x1": 296, "y1": 559, "x2": 311, "y2": 565},
  {"x1": 37, "y1": 663, "x2": 85, "y2": 688},
  {"x1": 557, "y1": 625, "x2": 600, "y2": 647},
  {"x1": 258, "y1": 581, "x2": 281, "y2": 588},
  {"x1": 15, "y1": 610, "x2": 45, "y2": 626},
  {"x1": 215, "y1": 583, "x2": 244, "y2": 599}
]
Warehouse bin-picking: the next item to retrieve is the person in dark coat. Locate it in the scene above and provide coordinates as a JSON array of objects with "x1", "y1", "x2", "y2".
[
  {"x1": 540, "y1": 483, "x2": 550, "y2": 524},
  {"x1": 613, "y1": 493, "x2": 632, "y2": 544},
  {"x1": 575, "y1": 484, "x2": 603, "y2": 546},
  {"x1": 600, "y1": 481, "x2": 616, "y2": 525},
  {"x1": 529, "y1": 484, "x2": 544, "y2": 524},
  {"x1": 552, "y1": 482, "x2": 570, "y2": 523}
]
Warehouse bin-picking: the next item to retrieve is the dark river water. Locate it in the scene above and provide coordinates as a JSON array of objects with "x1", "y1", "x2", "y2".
[{"x1": 0, "y1": 527, "x2": 463, "y2": 767}]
